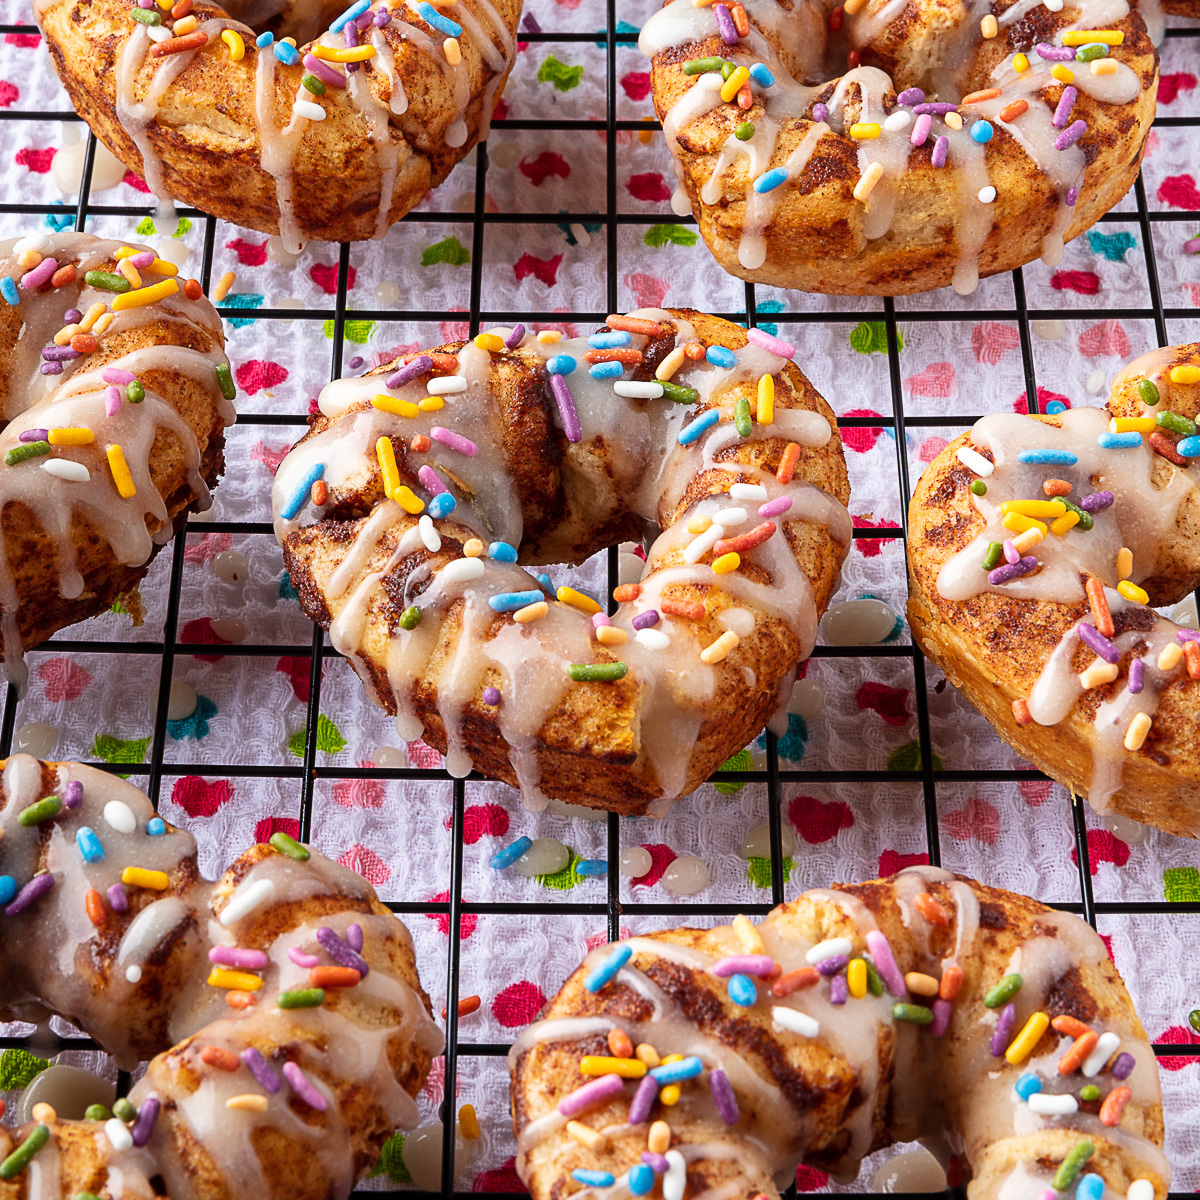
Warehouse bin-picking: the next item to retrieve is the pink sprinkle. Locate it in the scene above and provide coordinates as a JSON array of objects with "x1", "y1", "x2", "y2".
[
  {"x1": 288, "y1": 946, "x2": 320, "y2": 968},
  {"x1": 102, "y1": 367, "x2": 136, "y2": 385},
  {"x1": 1185, "y1": 237, "x2": 1200, "y2": 254},
  {"x1": 592, "y1": 612, "x2": 610, "y2": 628},
  {"x1": 931, "y1": 998, "x2": 952, "y2": 1036},
  {"x1": 209, "y1": 946, "x2": 269, "y2": 969},
  {"x1": 20, "y1": 257, "x2": 57, "y2": 289},
  {"x1": 910, "y1": 112, "x2": 932, "y2": 146},
  {"x1": 758, "y1": 495, "x2": 792, "y2": 519},
  {"x1": 745, "y1": 327, "x2": 795, "y2": 359},
  {"x1": 128, "y1": 251, "x2": 156, "y2": 268},
  {"x1": 1003, "y1": 539, "x2": 1019, "y2": 564},
  {"x1": 431, "y1": 426, "x2": 478, "y2": 457},
  {"x1": 558, "y1": 1073, "x2": 624, "y2": 1117},
  {"x1": 711, "y1": 954, "x2": 776, "y2": 977},
  {"x1": 104, "y1": 386, "x2": 122, "y2": 416},
  {"x1": 282, "y1": 1062, "x2": 328, "y2": 1111},
  {"x1": 865, "y1": 930, "x2": 906, "y2": 997},
  {"x1": 1038, "y1": 1190, "x2": 1058, "y2": 1200},
  {"x1": 417, "y1": 465, "x2": 446, "y2": 494}
]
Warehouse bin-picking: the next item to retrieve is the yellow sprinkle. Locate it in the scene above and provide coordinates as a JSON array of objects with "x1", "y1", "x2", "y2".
[
  {"x1": 1117, "y1": 546, "x2": 1133, "y2": 579},
  {"x1": 464, "y1": 538, "x2": 484, "y2": 557},
  {"x1": 514, "y1": 601, "x2": 549, "y2": 624},
  {"x1": 720, "y1": 65, "x2": 750, "y2": 103},
  {"x1": 1171, "y1": 364, "x2": 1200, "y2": 385},
  {"x1": 567, "y1": 1121, "x2": 609, "y2": 1152},
  {"x1": 661, "y1": 1054, "x2": 683, "y2": 1064},
  {"x1": 226, "y1": 1094, "x2": 269, "y2": 1112},
  {"x1": 212, "y1": 271, "x2": 236, "y2": 302},
  {"x1": 419, "y1": 396, "x2": 445, "y2": 412},
  {"x1": 692, "y1": 0, "x2": 715, "y2": 8},
  {"x1": 656, "y1": 346, "x2": 687, "y2": 381},
  {"x1": 114, "y1": 246, "x2": 140, "y2": 258},
  {"x1": 148, "y1": 257, "x2": 179, "y2": 277},
  {"x1": 155, "y1": 0, "x2": 170, "y2": 11},
  {"x1": 686, "y1": 514, "x2": 712, "y2": 535},
  {"x1": 1002, "y1": 499, "x2": 1065, "y2": 517},
  {"x1": 119, "y1": 258, "x2": 142, "y2": 290},
  {"x1": 1013, "y1": 52, "x2": 1030, "y2": 72},
  {"x1": 635, "y1": 1044, "x2": 660, "y2": 1067},
  {"x1": 1002, "y1": 512, "x2": 1047, "y2": 535},
  {"x1": 1110, "y1": 416, "x2": 1156, "y2": 434},
  {"x1": 222, "y1": 28, "x2": 245, "y2": 59},
  {"x1": 53, "y1": 324, "x2": 80, "y2": 346},
  {"x1": 639, "y1": 117, "x2": 655, "y2": 144},
  {"x1": 79, "y1": 302, "x2": 107, "y2": 332},
  {"x1": 1051, "y1": 64, "x2": 1075, "y2": 83},
  {"x1": 94, "y1": 313, "x2": 115, "y2": 336},
  {"x1": 580, "y1": 1056, "x2": 647, "y2": 1078},
  {"x1": 905, "y1": 971, "x2": 940, "y2": 997},
  {"x1": 1117, "y1": 580, "x2": 1149, "y2": 605},
  {"x1": 1080, "y1": 659, "x2": 1120, "y2": 690},
  {"x1": 1062, "y1": 28, "x2": 1123, "y2": 44},
  {"x1": 311, "y1": 42, "x2": 376, "y2": 61},
  {"x1": 1012, "y1": 526, "x2": 1045, "y2": 553},
  {"x1": 207, "y1": 967, "x2": 264, "y2": 991},
  {"x1": 1090, "y1": 58, "x2": 1117, "y2": 74},
  {"x1": 596, "y1": 625, "x2": 628, "y2": 646},
  {"x1": 394, "y1": 485, "x2": 425, "y2": 514},
  {"x1": 558, "y1": 585, "x2": 602, "y2": 614},
  {"x1": 121, "y1": 866, "x2": 169, "y2": 890},
  {"x1": 444, "y1": 36, "x2": 461, "y2": 64},
  {"x1": 372, "y1": 393, "x2": 419, "y2": 418},
  {"x1": 847, "y1": 958, "x2": 867, "y2": 999},
  {"x1": 474, "y1": 332, "x2": 504, "y2": 352},
  {"x1": 853, "y1": 161, "x2": 883, "y2": 204},
  {"x1": 757, "y1": 374, "x2": 774, "y2": 424},
  {"x1": 843, "y1": 0, "x2": 865, "y2": 13},
  {"x1": 1124, "y1": 711, "x2": 1152, "y2": 752},
  {"x1": 712, "y1": 552, "x2": 740, "y2": 575},
  {"x1": 1158, "y1": 643, "x2": 1183, "y2": 671},
  {"x1": 536, "y1": 330, "x2": 561, "y2": 344},
  {"x1": 849, "y1": 122, "x2": 882, "y2": 140},
  {"x1": 648, "y1": 1121, "x2": 672, "y2": 1153},
  {"x1": 376, "y1": 436, "x2": 401, "y2": 497},
  {"x1": 1005, "y1": 1011, "x2": 1050, "y2": 1065},
  {"x1": 106, "y1": 444, "x2": 135, "y2": 498},
  {"x1": 111, "y1": 278, "x2": 179, "y2": 311},
  {"x1": 173, "y1": 13, "x2": 198, "y2": 32},
  {"x1": 700, "y1": 629, "x2": 740, "y2": 663},
  {"x1": 1048, "y1": 510, "x2": 1080, "y2": 537},
  {"x1": 733, "y1": 913, "x2": 765, "y2": 954},
  {"x1": 458, "y1": 1104, "x2": 480, "y2": 1140},
  {"x1": 661, "y1": 1085, "x2": 681, "y2": 1106},
  {"x1": 944, "y1": 111, "x2": 964, "y2": 130},
  {"x1": 30, "y1": 1103, "x2": 56, "y2": 1123},
  {"x1": 980, "y1": 13, "x2": 997, "y2": 36}
]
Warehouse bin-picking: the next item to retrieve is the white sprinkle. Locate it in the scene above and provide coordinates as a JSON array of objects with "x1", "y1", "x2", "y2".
[
  {"x1": 105, "y1": 1118, "x2": 133, "y2": 1151},
  {"x1": 418, "y1": 514, "x2": 441, "y2": 552},
  {"x1": 1082, "y1": 1030, "x2": 1121, "y2": 1077},
  {"x1": 1028, "y1": 1092, "x2": 1079, "y2": 1115},
  {"x1": 441, "y1": 557, "x2": 486, "y2": 584},
  {"x1": 729, "y1": 482, "x2": 769, "y2": 501},
  {"x1": 1086, "y1": 369, "x2": 1105, "y2": 394},
  {"x1": 125, "y1": 964, "x2": 143, "y2": 983},
  {"x1": 978, "y1": 185, "x2": 997, "y2": 204},
  {"x1": 1128, "y1": 1182, "x2": 1155, "y2": 1200},
  {"x1": 683, "y1": 523, "x2": 725, "y2": 564},
  {"x1": 772, "y1": 1006, "x2": 819, "y2": 1037},
  {"x1": 712, "y1": 507, "x2": 748, "y2": 528},
  {"x1": 635, "y1": 628, "x2": 670, "y2": 650},
  {"x1": 43, "y1": 459, "x2": 90, "y2": 482},
  {"x1": 219, "y1": 877, "x2": 276, "y2": 927},
  {"x1": 663, "y1": 1151, "x2": 687, "y2": 1200},
  {"x1": 805, "y1": 936, "x2": 852, "y2": 964},
  {"x1": 955, "y1": 445, "x2": 994, "y2": 476},
  {"x1": 14, "y1": 233, "x2": 51, "y2": 255},
  {"x1": 613, "y1": 381, "x2": 664, "y2": 399},
  {"x1": 146, "y1": 23, "x2": 172, "y2": 39},
  {"x1": 293, "y1": 99, "x2": 326, "y2": 121},
  {"x1": 103, "y1": 800, "x2": 137, "y2": 834},
  {"x1": 427, "y1": 375, "x2": 468, "y2": 395},
  {"x1": 883, "y1": 110, "x2": 912, "y2": 132},
  {"x1": 1044, "y1": 0, "x2": 1063, "y2": 9}
]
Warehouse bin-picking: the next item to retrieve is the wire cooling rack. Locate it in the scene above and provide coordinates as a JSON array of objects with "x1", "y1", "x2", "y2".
[{"x1": 0, "y1": 0, "x2": 1199, "y2": 1196}]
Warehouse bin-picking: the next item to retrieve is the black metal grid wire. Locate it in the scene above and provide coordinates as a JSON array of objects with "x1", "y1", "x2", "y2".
[{"x1": 0, "y1": 4, "x2": 1198, "y2": 1197}]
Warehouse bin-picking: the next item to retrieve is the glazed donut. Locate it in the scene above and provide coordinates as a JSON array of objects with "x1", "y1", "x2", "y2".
[
  {"x1": 639, "y1": 0, "x2": 1158, "y2": 295},
  {"x1": 35, "y1": 0, "x2": 518, "y2": 248},
  {"x1": 0, "y1": 231, "x2": 233, "y2": 684},
  {"x1": 907, "y1": 345, "x2": 1200, "y2": 839},
  {"x1": 272, "y1": 310, "x2": 851, "y2": 816},
  {"x1": 509, "y1": 866, "x2": 1168, "y2": 1200},
  {"x1": 0, "y1": 754, "x2": 442, "y2": 1199}
]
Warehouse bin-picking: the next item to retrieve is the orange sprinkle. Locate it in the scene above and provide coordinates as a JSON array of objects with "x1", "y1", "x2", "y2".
[
  {"x1": 961, "y1": 87, "x2": 1001, "y2": 105},
  {"x1": 771, "y1": 966, "x2": 819, "y2": 997},
  {"x1": 441, "y1": 995, "x2": 483, "y2": 1020},
  {"x1": 999, "y1": 99, "x2": 1029, "y2": 122},
  {"x1": 1151, "y1": 430, "x2": 1189, "y2": 466},
  {"x1": 200, "y1": 1045, "x2": 241, "y2": 1071},
  {"x1": 913, "y1": 892, "x2": 950, "y2": 927},
  {"x1": 939, "y1": 966, "x2": 963, "y2": 1001},
  {"x1": 1099, "y1": 1085, "x2": 1132, "y2": 1127},
  {"x1": 584, "y1": 348, "x2": 643, "y2": 365},
  {"x1": 312, "y1": 479, "x2": 328, "y2": 506},
  {"x1": 183, "y1": 277, "x2": 203, "y2": 300},
  {"x1": 50, "y1": 263, "x2": 77, "y2": 288},
  {"x1": 683, "y1": 341, "x2": 706, "y2": 360},
  {"x1": 225, "y1": 990, "x2": 254, "y2": 1009},
  {"x1": 1012, "y1": 698, "x2": 1032, "y2": 725},
  {"x1": 1185, "y1": 641, "x2": 1200, "y2": 680},
  {"x1": 171, "y1": 0, "x2": 192, "y2": 14},
  {"x1": 613, "y1": 584, "x2": 641, "y2": 603},
  {"x1": 1042, "y1": 478, "x2": 1072, "y2": 496},
  {"x1": 606, "y1": 314, "x2": 661, "y2": 337},
  {"x1": 777, "y1": 442, "x2": 800, "y2": 484},
  {"x1": 608, "y1": 1028, "x2": 634, "y2": 1058},
  {"x1": 661, "y1": 597, "x2": 706, "y2": 621},
  {"x1": 1057, "y1": 1030, "x2": 1098, "y2": 1074},
  {"x1": 411, "y1": 434, "x2": 432, "y2": 452},
  {"x1": 430, "y1": 352, "x2": 459, "y2": 372},
  {"x1": 1085, "y1": 576, "x2": 1114, "y2": 638},
  {"x1": 730, "y1": 1, "x2": 749, "y2": 34},
  {"x1": 150, "y1": 29, "x2": 208, "y2": 54},
  {"x1": 70, "y1": 332, "x2": 97, "y2": 354},
  {"x1": 310, "y1": 965, "x2": 361, "y2": 988},
  {"x1": 85, "y1": 888, "x2": 105, "y2": 927},
  {"x1": 1051, "y1": 1014, "x2": 1092, "y2": 1038},
  {"x1": 713, "y1": 520, "x2": 776, "y2": 558},
  {"x1": 737, "y1": 82, "x2": 753, "y2": 110}
]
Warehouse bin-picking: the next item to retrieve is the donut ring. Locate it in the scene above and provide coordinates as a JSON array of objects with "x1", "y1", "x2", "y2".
[
  {"x1": 35, "y1": 0, "x2": 519, "y2": 248},
  {"x1": 907, "y1": 344, "x2": 1200, "y2": 838},
  {"x1": 0, "y1": 755, "x2": 441, "y2": 1199},
  {"x1": 640, "y1": 0, "x2": 1158, "y2": 295},
  {"x1": 510, "y1": 867, "x2": 1167, "y2": 1200},
  {"x1": 0, "y1": 231, "x2": 232, "y2": 683},
  {"x1": 272, "y1": 310, "x2": 851, "y2": 815}
]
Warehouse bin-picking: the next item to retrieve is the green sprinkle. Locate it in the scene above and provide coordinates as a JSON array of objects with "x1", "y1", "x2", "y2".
[
  {"x1": 568, "y1": 662, "x2": 629, "y2": 682},
  {"x1": 302, "y1": 72, "x2": 327, "y2": 95},
  {"x1": 735, "y1": 121, "x2": 755, "y2": 140},
  {"x1": 984, "y1": 973, "x2": 1023, "y2": 1008},
  {"x1": 75, "y1": 1192, "x2": 105, "y2": 1200},
  {"x1": 1156, "y1": 410, "x2": 1196, "y2": 437},
  {"x1": 5, "y1": 440, "x2": 50, "y2": 466},
  {"x1": 660, "y1": 381, "x2": 700, "y2": 404},
  {"x1": 721, "y1": 61, "x2": 736, "y2": 80},
  {"x1": 130, "y1": 6, "x2": 162, "y2": 22},
  {"x1": 862, "y1": 958, "x2": 884, "y2": 997},
  {"x1": 1052, "y1": 1140, "x2": 1094, "y2": 1192},
  {"x1": 17, "y1": 796, "x2": 62, "y2": 826},
  {"x1": 734, "y1": 396, "x2": 752, "y2": 438},
  {"x1": 1137, "y1": 378, "x2": 1160, "y2": 406},
  {"x1": 1190, "y1": 1008, "x2": 1200, "y2": 1034},
  {"x1": 1059, "y1": 497, "x2": 1094, "y2": 531},
  {"x1": 0, "y1": 1125, "x2": 49, "y2": 1180},
  {"x1": 83, "y1": 1105, "x2": 111, "y2": 1121},
  {"x1": 1074, "y1": 42, "x2": 1108, "y2": 60},
  {"x1": 892, "y1": 1002, "x2": 933, "y2": 1025},
  {"x1": 126, "y1": 380, "x2": 144, "y2": 404},
  {"x1": 981, "y1": 541, "x2": 1004, "y2": 571},
  {"x1": 969, "y1": 479, "x2": 987, "y2": 496},
  {"x1": 113, "y1": 1097, "x2": 136, "y2": 1123},
  {"x1": 683, "y1": 56, "x2": 724, "y2": 74},
  {"x1": 84, "y1": 270, "x2": 131, "y2": 293},
  {"x1": 400, "y1": 605, "x2": 423, "y2": 630},
  {"x1": 269, "y1": 831, "x2": 310, "y2": 861},
  {"x1": 1079, "y1": 1084, "x2": 1101, "y2": 1102},
  {"x1": 278, "y1": 987, "x2": 325, "y2": 1009},
  {"x1": 215, "y1": 363, "x2": 236, "y2": 401}
]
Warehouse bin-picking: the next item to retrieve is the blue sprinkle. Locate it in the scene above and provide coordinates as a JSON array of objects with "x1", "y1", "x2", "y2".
[
  {"x1": 0, "y1": 876, "x2": 15, "y2": 906},
  {"x1": 273, "y1": 40, "x2": 299, "y2": 63},
  {"x1": 589, "y1": 361, "x2": 624, "y2": 380},
  {"x1": 1014, "y1": 1073, "x2": 1042, "y2": 1100},
  {"x1": 1178, "y1": 435, "x2": 1200, "y2": 457},
  {"x1": 76, "y1": 826, "x2": 105, "y2": 864},
  {"x1": 678, "y1": 408, "x2": 720, "y2": 446},
  {"x1": 1097, "y1": 431, "x2": 1142, "y2": 449},
  {"x1": 588, "y1": 331, "x2": 632, "y2": 349},
  {"x1": 547, "y1": 354, "x2": 576, "y2": 376},
  {"x1": 537, "y1": 572, "x2": 554, "y2": 593},
  {"x1": 0, "y1": 277, "x2": 19, "y2": 306},
  {"x1": 649, "y1": 1055, "x2": 703, "y2": 1084},
  {"x1": 1017, "y1": 449, "x2": 1077, "y2": 465},
  {"x1": 489, "y1": 541, "x2": 518, "y2": 562},
  {"x1": 146, "y1": 817, "x2": 166, "y2": 836},
  {"x1": 255, "y1": 30, "x2": 274, "y2": 46},
  {"x1": 280, "y1": 462, "x2": 325, "y2": 521},
  {"x1": 1044, "y1": 400, "x2": 1068, "y2": 415},
  {"x1": 727, "y1": 973, "x2": 757, "y2": 1007},
  {"x1": 584, "y1": 943, "x2": 632, "y2": 993},
  {"x1": 706, "y1": 345, "x2": 737, "y2": 369},
  {"x1": 489, "y1": 589, "x2": 544, "y2": 613},
  {"x1": 970, "y1": 120, "x2": 994, "y2": 144},
  {"x1": 628, "y1": 1165, "x2": 655, "y2": 1196},
  {"x1": 576, "y1": 859, "x2": 608, "y2": 876},
  {"x1": 429, "y1": 492, "x2": 457, "y2": 518},
  {"x1": 329, "y1": 0, "x2": 370, "y2": 31},
  {"x1": 491, "y1": 835, "x2": 532, "y2": 870},
  {"x1": 752, "y1": 167, "x2": 788, "y2": 194},
  {"x1": 748, "y1": 62, "x2": 774, "y2": 86},
  {"x1": 1077, "y1": 1176, "x2": 1105, "y2": 1200},
  {"x1": 415, "y1": 0, "x2": 462, "y2": 36},
  {"x1": 573, "y1": 1171, "x2": 616, "y2": 1188}
]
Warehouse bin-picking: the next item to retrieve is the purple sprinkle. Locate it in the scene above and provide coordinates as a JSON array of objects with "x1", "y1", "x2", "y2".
[
  {"x1": 551, "y1": 374, "x2": 582, "y2": 443},
  {"x1": 865, "y1": 930, "x2": 906, "y2": 997},
  {"x1": 931, "y1": 998, "x2": 953, "y2": 1037},
  {"x1": 288, "y1": 946, "x2": 320, "y2": 968},
  {"x1": 5, "y1": 873, "x2": 54, "y2": 916},
  {"x1": 209, "y1": 946, "x2": 270, "y2": 969},
  {"x1": 1065, "y1": 186, "x2": 1078, "y2": 207},
  {"x1": 1003, "y1": 539, "x2": 1020, "y2": 565},
  {"x1": 708, "y1": 1068, "x2": 739, "y2": 1124},
  {"x1": 1111, "y1": 1052, "x2": 1136, "y2": 1080},
  {"x1": 317, "y1": 925, "x2": 370, "y2": 977},
  {"x1": 242, "y1": 1047, "x2": 283, "y2": 1093},
  {"x1": 1054, "y1": 119, "x2": 1087, "y2": 151},
  {"x1": 712, "y1": 954, "x2": 775, "y2": 977},
  {"x1": 348, "y1": 355, "x2": 363, "y2": 370},
  {"x1": 817, "y1": 954, "x2": 849, "y2": 977},
  {"x1": 108, "y1": 882, "x2": 128, "y2": 913},
  {"x1": 988, "y1": 555, "x2": 1039, "y2": 585},
  {"x1": 1052, "y1": 85, "x2": 1077, "y2": 129},
  {"x1": 386, "y1": 354, "x2": 432, "y2": 389},
  {"x1": 1077, "y1": 622, "x2": 1120, "y2": 664},
  {"x1": 896, "y1": 86, "x2": 925, "y2": 106},
  {"x1": 63, "y1": 780, "x2": 83, "y2": 809},
  {"x1": 1036, "y1": 42, "x2": 1076, "y2": 60},
  {"x1": 282, "y1": 1062, "x2": 327, "y2": 1111},
  {"x1": 355, "y1": 9, "x2": 374, "y2": 28},
  {"x1": 829, "y1": 974, "x2": 848, "y2": 1006},
  {"x1": 347, "y1": 922, "x2": 363, "y2": 952},
  {"x1": 812, "y1": 102, "x2": 828, "y2": 123},
  {"x1": 631, "y1": 610, "x2": 660, "y2": 630},
  {"x1": 343, "y1": 20, "x2": 358, "y2": 45},
  {"x1": 913, "y1": 101, "x2": 958, "y2": 115},
  {"x1": 302, "y1": 53, "x2": 347, "y2": 87},
  {"x1": 521, "y1": 11, "x2": 541, "y2": 33},
  {"x1": 130, "y1": 1096, "x2": 160, "y2": 1147},
  {"x1": 931, "y1": 135, "x2": 949, "y2": 168},
  {"x1": 1177, "y1": 629, "x2": 1200, "y2": 644},
  {"x1": 505, "y1": 323, "x2": 526, "y2": 349},
  {"x1": 1128, "y1": 659, "x2": 1145, "y2": 694},
  {"x1": 373, "y1": 7, "x2": 390, "y2": 23},
  {"x1": 910, "y1": 112, "x2": 931, "y2": 146},
  {"x1": 42, "y1": 344, "x2": 80, "y2": 361},
  {"x1": 482, "y1": 686, "x2": 501, "y2": 705},
  {"x1": 39, "y1": 362, "x2": 63, "y2": 376},
  {"x1": 102, "y1": 367, "x2": 136, "y2": 385},
  {"x1": 1080, "y1": 490, "x2": 1114, "y2": 513},
  {"x1": 990, "y1": 1002, "x2": 1017, "y2": 1056},
  {"x1": 713, "y1": 2, "x2": 738, "y2": 42},
  {"x1": 628, "y1": 1074, "x2": 659, "y2": 1124},
  {"x1": 641, "y1": 1153, "x2": 670, "y2": 1174},
  {"x1": 20, "y1": 428, "x2": 49, "y2": 443},
  {"x1": 63, "y1": 308, "x2": 82, "y2": 324}
]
